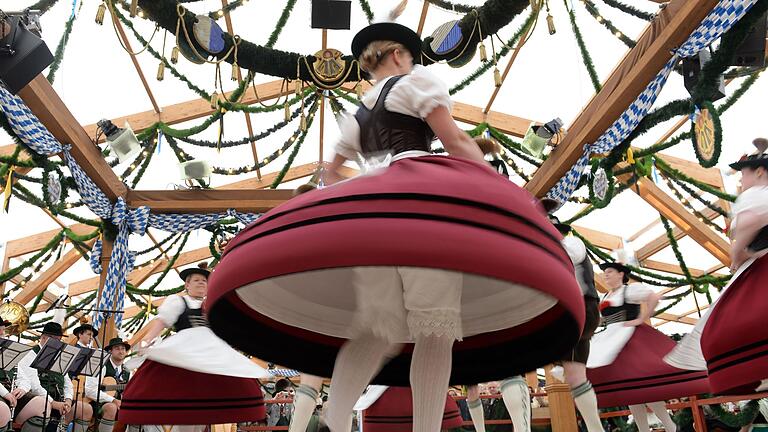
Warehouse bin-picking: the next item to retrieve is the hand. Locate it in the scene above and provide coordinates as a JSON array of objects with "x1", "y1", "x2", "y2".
[
  {"x1": 623, "y1": 319, "x2": 643, "y2": 327},
  {"x1": 51, "y1": 401, "x2": 63, "y2": 412},
  {"x1": 10, "y1": 388, "x2": 25, "y2": 399},
  {"x1": 730, "y1": 247, "x2": 752, "y2": 272},
  {"x1": 62, "y1": 399, "x2": 72, "y2": 415},
  {"x1": 3, "y1": 393, "x2": 16, "y2": 407}
]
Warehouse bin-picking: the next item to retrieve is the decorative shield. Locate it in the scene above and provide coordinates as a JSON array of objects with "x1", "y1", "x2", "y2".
[
  {"x1": 691, "y1": 101, "x2": 722, "y2": 168},
  {"x1": 592, "y1": 167, "x2": 608, "y2": 201},
  {"x1": 193, "y1": 15, "x2": 226, "y2": 55},
  {"x1": 313, "y1": 49, "x2": 346, "y2": 84},
  {"x1": 430, "y1": 20, "x2": 463, "y2": 56},
  {"x1": 47, "y1": 171, "x2": 61, "y2": 204}
]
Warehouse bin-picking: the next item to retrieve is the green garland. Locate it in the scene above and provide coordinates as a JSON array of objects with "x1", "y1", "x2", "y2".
[
  {"x1": 690, "y1": 101, "x2": 722, "y2": 168},
  {"x1": 654, "y1": 157, "x2": 735, "y2": 202},
  {"x1": 588, "y1": 161, "x2": 614, "y2": 208},
  {"x1": 136, "y1": 231, "x2": 191, "y2": 295},
  {"x1": 566, "y1": 0, "x2": 601, "y2": 92},
  {"x1": 271, "y1": 106, "x2": 318, "y2": 188},
  {"x1": 667, "y1": 175, "x2": 729, "y2": 220},
  {"x1": 660, "y1": 215, "x2": 700, "y2": 299},
  {"x1": 358, "y1": 0, "x2": 374, "y2": 24},
  {"x1": 582, "y1": 0, "x2": 636, "y2": 48},
  {"x1": 46, "y1": 12, "x2": 77, "y2": 84},
  {"x1": 265, "y1": 0, "x2": 299, "y2": 49},
  {"x1": 718, "y1": 70, "x2": 762, "y2": 113},
  {"x1": 130, "y1": 138, "x2": 158, "y2": 188},
  {"x1": 0, "y1": 232, "x2": 63, "y2": 284},
  {"x1": 27, "y1": 0, "x2": 61, "y2": 14},
  {"x1": 207, "y1": 0, "x2": 249, "y2": 20},
  {"x1": 426, "y1": 0, "x2": 476, "y2": 14},
  {"x1": 601, "y1": 0, "x2": 654, "y2": 21}
]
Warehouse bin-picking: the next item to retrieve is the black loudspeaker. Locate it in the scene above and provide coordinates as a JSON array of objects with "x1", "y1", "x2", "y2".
[
  {"x1": 731, "y1": 11, "x2": 767, "y2": 67},
  {"x1": 311, "y1": 0, "x2": 351, "y2": 30},
  {"x1": 681, "y1": 48, "x2": 726, "y2": 102},
  {"x1": 0, "y1": 15, "x2": 53, "y2": 94}
]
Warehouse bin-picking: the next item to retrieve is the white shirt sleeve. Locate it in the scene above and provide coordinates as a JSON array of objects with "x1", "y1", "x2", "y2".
[
  {"x1": 63, "y1": 375, "x2": 73, "y2": 400},
  {"x1": 625, "y1": 283, "x2": 654, "y2": 304},
  {"x1": 731, "y1": 186, "x2": 768, "y2": 232},
  {"x1": 385, "y1": 65, "x2": 452, "y2": 119},
  {"x1": 16, "y1": 350, "x2": 48, "y2": 399},
  {"x1": 561, "y1": 236, "x2": 587, "y2": 265},
  {"x1": 333, "y1": 112, "x2": 362, "y2": 161},
  {"x1": 0, "y1": 383, "x2": 8, "y2": 397},
  {"x1": 156, "y1": 295, "x2": 186, "y2": 327},
  {"x1": 84, "y1": 367, "x2": 115, "y2": 403}
]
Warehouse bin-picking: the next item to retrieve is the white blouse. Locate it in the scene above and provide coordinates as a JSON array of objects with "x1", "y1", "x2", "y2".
[
  {"x1": 602, "y1": 283, "x2": 653, "y2": 307},
  {"x1": 731, "y1": 185, "x2": 768, "y2": 233},
  {"x1": 157, "y1": 295, "x2": 202, "y2": 328},
  {"x1": 562, "y1": 236, "x2": 587, "y2": 265},
  {"x1": 334, "y1": 65, "x2": 453, "y2": 160}
]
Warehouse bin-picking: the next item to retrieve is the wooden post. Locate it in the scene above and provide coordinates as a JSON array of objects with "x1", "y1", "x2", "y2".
[
  {"x1": 95, "y1": 237, "x2": 118, "y2": 345},
  {"x1": 690, "y1": 396, "x2": 708, "y2": 432},
  {"x1": 544, "y1": 365, "x2": 579, "y2": 432}
]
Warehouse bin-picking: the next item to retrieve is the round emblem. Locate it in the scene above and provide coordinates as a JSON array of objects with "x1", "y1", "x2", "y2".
[
  {"x1": 690, "y1": 101, "x2": 722, "y2": 168},
  {"x1": 430, "y1": 21, "x2": 463, "y2": 55},
  {"x1": 593, "y1": 167, "x2": 608, "y2": 201},
  {"x1": 193, "y1": 15, "x2": 226, "y2": 54},
  {"x1": 47, "y1": 172, "x2": 61, "y2": 204},
  {"x1": 312, "y1": 49, "x2": 346, "y2": 83}
]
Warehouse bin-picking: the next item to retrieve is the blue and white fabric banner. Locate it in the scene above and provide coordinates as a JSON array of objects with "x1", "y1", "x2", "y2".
[{"x1": 546, "y1": 0, "x2": 758, "y2": 205}]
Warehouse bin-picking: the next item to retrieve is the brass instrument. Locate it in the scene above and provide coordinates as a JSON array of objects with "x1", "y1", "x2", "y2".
[{"x1": 0, "y1": 301, "x2": 29, "y2": 336}]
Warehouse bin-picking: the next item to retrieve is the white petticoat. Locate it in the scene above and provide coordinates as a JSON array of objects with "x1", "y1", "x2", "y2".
[
  {"x1": 142, "y1": 326, "x2": 269, "y2": 378},
  {"x1": 586, "y1": 323, "x2": 636, "y2": 368},
  {"x1": 664, "y1": 252, "x2": 766, "y2": 372},
  {"x1": 354, "y1": 385, "x2": 390, "y2": 411}
]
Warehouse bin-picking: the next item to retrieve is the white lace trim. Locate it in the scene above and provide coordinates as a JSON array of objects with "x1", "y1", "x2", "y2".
[{"x1": 407, "y1": 309, "x2": 463, "y2": 341}]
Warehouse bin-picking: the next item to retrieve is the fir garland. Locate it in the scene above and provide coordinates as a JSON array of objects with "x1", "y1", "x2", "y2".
[
  {"x1": 270, "y1": 106, "x2": 318, "y2": 188},
  {"x1": 709, "y1": 400, "x2": 761, "y2": 428},
  {"x1": 588, "y1": 162, "x2": 614, "y2": 208},
  {"x1": 566, "y1": 0, "x2": 601, "y2": 92},
  {"x1": 601, "y1": 0, "x2": 653, "y2": 21},
  {"x1": 206, "y1": 0, "x2": 249, "y2": 20},
  {"x1": 582, "y1": 0, "x2": 636, "y2": 48},
  {"x1": 669, "y1": 176, "x2": 729, "y2": 220},
  {"x1": 27, "y1": 0, "x2": 61, "y2": 14},
  {"x1": 717, "y1": 70, "x2": 762, "y2": 113},
  {"x1": 46, "y1": 12, "x2": 77, "y2": 84},
  {"x1": 426, "y1": 0, "x2": 477, "y2": 14},
  {"x1": 134, "y1": 232, "x2": 179, "y2": 256},
  {"x1": 130, "y1": 138, "x2": 158, "y2": 188},
  {"x1": 136, "y1": 231, "x2": 191, "y2": 295},
  {"x1": 654, "y1": 157, "x2": 735, "y2": 202},
  {"x1": 264, "y1": 0, "x2": 299, "y2": 49},
  {"x1": 660, "y1": 215, "x2": 699, "y2": 298},
  {"x1": 358, "y1": 0, "x2": 374, "y2": 24},
  {"x1": 0, "y1": 233, "x2": 63, "y2": 284}
]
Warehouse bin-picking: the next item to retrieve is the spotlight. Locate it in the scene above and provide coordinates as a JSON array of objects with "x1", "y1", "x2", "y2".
[
  {"x1": 0, "y1": 9, "x2": 53, "y2": 94},
  {"x1": 179, "y1": 160, "x2": 212, "y2": 182},
  {"x1": 97, "y1": 119, "x2": 142, "y2": 163},
  {"x1": 521, "y1": 118, "x2": 563, "y2": 158}
]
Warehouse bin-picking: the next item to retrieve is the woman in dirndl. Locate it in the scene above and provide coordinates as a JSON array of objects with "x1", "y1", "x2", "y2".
[
  {"x1": 206, "y1": 12, "x2": 585, "y2": 432},
  {"x1": 586, "y1": 263, "x2": 709, "y2": 432},
  {"x1": 666, "y1": 138, "x2": 768, "y2": 395},
  {"x1": 119, "y1": 264, "x2": 268, "y2": 430}
]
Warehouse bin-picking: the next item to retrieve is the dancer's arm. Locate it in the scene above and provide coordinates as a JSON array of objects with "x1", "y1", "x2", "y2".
[
  {"x1": 624, "y1": 286, "x2": 660, "y2": 327},
  {"x1": 425, "y1": 106, "x2": 486, "y2": 164},
  {"x1": 730, "y1": 209, "x2": 761, "y2": 270}
]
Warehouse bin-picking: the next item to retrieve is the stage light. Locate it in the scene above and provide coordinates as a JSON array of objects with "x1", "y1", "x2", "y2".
[
  {"x1": 0, "y1": 9, "x2": 53, "y2": 94},
  {"x1": 97, "y1": 119, "x2": 142, "y2": 164}
]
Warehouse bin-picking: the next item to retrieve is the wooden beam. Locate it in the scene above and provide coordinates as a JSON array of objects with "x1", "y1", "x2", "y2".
[
  {"x1": 636, "y1": 208, "x2": 719, "y2": 261},
  {"x1": 123, "y1": 298, "x2": 164, "y2": 319},
  {"x1": 416, "y1": 1, "x2": 430, "y2": 35},
  {"x1": 642, "y1": 259, "x2": 709, "y2": 277},
  {"x1": 572, "y1": 225, "x2": 623, "y2": 250},
  {"x1": 621, "y1": 175, "x2": 730, "y2": 266},
  {"x1": 484, "y1": 21, "x2": 533, "y2": 113},
  {"x1": 125, "y1": 189, "x2": 295, "y2": 213},
  {"x1": 13, "y1": 240, "x2": 95, "y2": 305},
  {"x1": 4, "y1": 224, "x2": 94, "y2": 258},
  {"x1": 524, "y1": 0, "x2": 722, "y2": 197},
  {"x1": 656, "y1": 154, "x2": 723, "y2": 188},
  {"x1": 655, "y1": 312, "x2": 698, "y2": 325},
  {"x1": 17, "y1": 75, "x2": 127, "y2": 200}
]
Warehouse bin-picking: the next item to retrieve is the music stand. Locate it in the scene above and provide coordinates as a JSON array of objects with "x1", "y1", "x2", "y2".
[
  {"x1": 0, "y1": 338, "x2": 33, "y2": 372},
  {"x1": 30, "y1": 339, "x2": 79, "y2": 432},
  {"x1": 66, "y1": 346, "x2": 108, "y2": 423}
]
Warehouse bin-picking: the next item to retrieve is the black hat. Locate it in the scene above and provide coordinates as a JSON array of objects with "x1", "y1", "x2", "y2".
[
  {"x1": 351, "y1": 23, "x2": 423, "y2": 65},
  {"x1": 730, "y1": 138, "x2": 768, "y2": 171},
  {"x1": 106, "y1": 337, "x2": 131, "y2": 351},
  {"x1": 180, "y1": 263, "x2": 211, "y2": 282},
  {"x1": 41, "y1": 322, "x2": 64, "y2": 337},
  {"x1": 0, "y1": 319, "x2": 11, "y2": 327},
  {"x1": 73, "y1": 323, "x2": 98, "y2": 338},
  {"x1": 599, "y1": 262, "x2": 632, "y2": 283}
]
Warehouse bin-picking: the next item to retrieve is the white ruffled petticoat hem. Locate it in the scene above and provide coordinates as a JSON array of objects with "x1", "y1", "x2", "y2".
[{"x1": 586, "y1": 323, "x2": 635, "y2": 368}]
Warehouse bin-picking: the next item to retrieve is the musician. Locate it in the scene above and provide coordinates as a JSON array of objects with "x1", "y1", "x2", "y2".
[
  {"x1": 72, "y1": 323, "x2": 97, "y2": 349},
  {"x1": 15, "y1": 322, "x2": 93, "y2": 432},
  {"x1": 85, "y1": 338, "x2": 130, "y2": 432},
  {"x1": 0, "y1": 318, "x2": 16, "y2": 432}
]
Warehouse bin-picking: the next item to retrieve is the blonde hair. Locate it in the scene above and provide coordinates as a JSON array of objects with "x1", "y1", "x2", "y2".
[{"x1": 359, "y1": 40, "x2": 409, "y2": 73}]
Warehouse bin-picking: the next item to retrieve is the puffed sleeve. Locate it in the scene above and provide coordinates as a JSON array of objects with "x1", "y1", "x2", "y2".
[
  {"x1": 386, "y1": 65, "x2": 452, "y2": 120},
  {"x1": 156, "y1": 295, "x2": 186, "y2": 327},
  {"x1": 561, "y1": 236, "x2": 587, "y2": 265},
  {"x1": 625, "y1": 283, "x2": 654, "y2": 304},
  {"x1": 333, "y1": 112, "x2": 362, "y2": 161}
]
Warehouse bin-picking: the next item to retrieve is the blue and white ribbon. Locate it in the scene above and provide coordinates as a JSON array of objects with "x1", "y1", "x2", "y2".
[{"x1": 546, "y1": 0, "x2": 758, "y2": 205}]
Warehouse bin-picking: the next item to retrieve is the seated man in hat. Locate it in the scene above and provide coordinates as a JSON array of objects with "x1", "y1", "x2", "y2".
[
  {"x1": 0, "y1": 318, "x2": 18, "y2": 432},
  {"x1": 72, "y1": 323, "x2": 97, "y2": 349},
  {"x1": 84, "y1": 337, "x2": 131, "y2": 432},
  {"x1": 15, "y1": 322, "x2": 93, "y2": 432}
]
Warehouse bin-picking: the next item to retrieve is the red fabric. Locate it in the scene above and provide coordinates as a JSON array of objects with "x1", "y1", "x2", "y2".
[
  {"x1": 588, "y1": 325, "x2": 709, "y2": 408},
  {"x1": 363, "y1": 387, "x2": 463, "y2": 432},
  {"x1": 702, "y1": 254, "x2": 768, "y2": 394},
  {"x1": 119, "y1": 360, "x2": 266, "y2": 425}
]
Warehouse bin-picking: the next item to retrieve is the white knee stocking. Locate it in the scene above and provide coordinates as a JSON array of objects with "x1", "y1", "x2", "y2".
[
  {"x1": 501, "y1": 376, "x2": 530, "y2": 432},
  {"x1": 410, "y1": 334, "x2": 454, "y2": 432}
]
